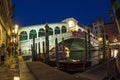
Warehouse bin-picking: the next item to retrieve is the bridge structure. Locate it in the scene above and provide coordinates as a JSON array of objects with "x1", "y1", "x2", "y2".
[
  {"x1": 18, "y1": 18, "x2": 99, "y2": 56},
  {"x1": 18, "y1": 18, "x2": 120, "y2": 75}
]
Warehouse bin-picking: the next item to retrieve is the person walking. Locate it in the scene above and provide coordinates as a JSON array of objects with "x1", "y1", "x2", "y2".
[
  {"x1": 7, "y1": 45, "x2": 11, "y2": 57},
  {"x1": 0, "y1": 43, "x2": 6, "y2": 65}
]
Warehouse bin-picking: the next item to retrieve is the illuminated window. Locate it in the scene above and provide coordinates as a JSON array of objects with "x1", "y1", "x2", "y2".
[
  {"x1": 14, "y1": 76, "x2": 20, "y2": 80},
  {"x1": 68, "y1": 20, "x2": 75, "y2": 27}
]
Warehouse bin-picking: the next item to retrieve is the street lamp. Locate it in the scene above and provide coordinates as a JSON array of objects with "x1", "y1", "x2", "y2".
[
  {"x1": 98, "y1": 37, "x2": 102, "y2": 42},
  {"x1": 11, "y1": 24, "x2": 19, "y2": 56},
  {"x1": 98, "y1": 37, "x2": 103, "y2": 62},
  {"x1": 14, "y1": 76, "x2": 20, "y2": 80},
  {"x1": 11, "y1": 25, "x2": 19, "y2": 42},
  {"x1": 14, "y1": 25, "x2": 18, "y2": 34}
]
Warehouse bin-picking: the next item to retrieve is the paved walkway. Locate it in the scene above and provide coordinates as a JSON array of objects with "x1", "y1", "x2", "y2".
[
  {"x1": 4, "y1": 55, "x2": 119, "y2": 80},
  {"x1": 18, "y1": 56, "x2": 36, "y2": 80},
  {"x1": 0, "y1": 55, "x2": 19, "y2": 80},
  {"x1": 0, "y1": 55, "x2": 36, "y2": 80}
]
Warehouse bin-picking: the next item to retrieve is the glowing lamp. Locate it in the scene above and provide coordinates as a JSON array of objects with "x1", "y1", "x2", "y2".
[
  {"x1": 14, "y1": 76, "x2": 20, "y2": 80},
  {"x1": 98, "y1": 37, "x2": 102, "y2": 42}
]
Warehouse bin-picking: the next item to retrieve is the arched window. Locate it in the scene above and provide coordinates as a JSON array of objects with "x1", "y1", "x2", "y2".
[
  {"x1": 19, "y1": 31, "x2": 28, "y2": 41},
  {"x1": 61, "y1": 26, "x2": 67, "y2": 33},
  {"x1": 78, "y1": 29, "x2": 82, "y2": 32},
  {"x1": 90, "y1": 35, "x2": 92, "y2": 37},
  {"x1": 83, "y1": 31, "x2": 86, "y2": 33},
  {"x1": 48, "y1": 27, "x2": 53, "y2": 35},
  {"x1": 38, "y1": 28, "x2": 45, "y2": 37},
  {"x1": 29, "y1": 29, "x2": 37, "y2": 39},
  {"x1": 55, "y1": 26, "x2": 60, "y2": 34}
]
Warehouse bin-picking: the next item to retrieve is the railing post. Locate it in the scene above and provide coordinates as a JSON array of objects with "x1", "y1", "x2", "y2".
[
  {"x1": 31, "y1": 44, "x2": 33, "y2": 61},
  {"x1": 38, "y1": 42, "x2": 41, "y2": 59},
  {"x1": 35, "y1": 43, "x2": 37, "y2": 60}
]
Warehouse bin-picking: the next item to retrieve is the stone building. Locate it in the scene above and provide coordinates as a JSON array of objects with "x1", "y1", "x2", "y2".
[
  {"x1": 0, "y1": 0, "x2": 14, "y2": 46},
  {"x1": 111, "y1": 0, "x2": 120, "y2": 33},
  {"x1": 92, "y1": 10, "x2": 118, "y2": 42}
]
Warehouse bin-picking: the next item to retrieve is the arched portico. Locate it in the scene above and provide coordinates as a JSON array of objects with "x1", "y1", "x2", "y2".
[{"x1": 18, "y1": 18, "x2": 99, "y2": 55}]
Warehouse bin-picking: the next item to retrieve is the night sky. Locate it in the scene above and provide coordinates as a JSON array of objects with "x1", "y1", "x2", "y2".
[{"x1": 12, "y1": 0, "x2": 113, "y2": 27}]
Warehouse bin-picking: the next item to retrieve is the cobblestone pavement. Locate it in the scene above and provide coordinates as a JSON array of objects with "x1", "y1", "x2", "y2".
[{"x1": 0, "y1": 55, "x2": 19, "y2": 80}]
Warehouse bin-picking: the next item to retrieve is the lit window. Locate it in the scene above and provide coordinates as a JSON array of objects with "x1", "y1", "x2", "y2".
[{"x1": 68, "y1": 20, "x2": 75, "y2": 27}]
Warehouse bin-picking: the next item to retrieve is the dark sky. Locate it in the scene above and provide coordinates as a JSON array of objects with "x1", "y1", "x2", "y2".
[{"x1": 12, "y1": 0, "x2": 113, "y2": 26}]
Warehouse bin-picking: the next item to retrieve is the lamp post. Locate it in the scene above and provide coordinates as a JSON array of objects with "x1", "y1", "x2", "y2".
[
  {"x1": 106, "y1": 40, "x2": 111, "y2": 79},
  {"x1": 45, "y1": 23, "x2": 50, "y2": 64},
  {"x1": 101, "y1": 26, "x2": 106, "y2": 61},
  {"x1": 11, "y1": 24, "x2": 19, "y2": 56},
  {"x1": 88, "y1": 29, "x2": 91, "y2": 60}
]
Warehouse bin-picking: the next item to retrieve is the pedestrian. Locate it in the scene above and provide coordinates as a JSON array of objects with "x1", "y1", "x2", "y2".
[
  {"x1": 7, "y1": 46, "x2": 11, "y2": 57},
  {"x1": 0, "y1": 43, "x2": 6, "y2": 65}
]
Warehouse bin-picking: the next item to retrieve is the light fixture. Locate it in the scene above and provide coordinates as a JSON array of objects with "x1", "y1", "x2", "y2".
[
  {"x1": 98, "y1": 37, "x2": 102, "y2": 42},
  {"x1": 14, "y1": 76, "x2": 20, "y2": 80}
]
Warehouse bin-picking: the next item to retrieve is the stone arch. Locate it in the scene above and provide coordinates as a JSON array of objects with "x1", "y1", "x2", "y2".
[
  {"x1": 55, "y1": 26, "x2": 60, "y2": 34},
  {"x1": 19, "y1": 31, "x2": 28, "y2": 41},
  {"x1": 48, "y1": 27, "x2": 53, "y2": 35},
  {"x1": 61, "y1": 26, "x2": 67, "y2": 33},
  {"x1": 38, "y1": 28, "x2": 45, "y2": 37},
  {"x1": 78, "y1": 29, "x2": 82, "y2": 32},
  {"x1": 83, "y1": 31, "x2": 86, "y2": 33},
  {"x1": 29, "y1": 29, "x2": 37, "y2": 39}
]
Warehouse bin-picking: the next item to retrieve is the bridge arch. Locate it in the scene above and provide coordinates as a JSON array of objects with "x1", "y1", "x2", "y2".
[
  {"x1": 55, "y1": 26, "x2": 60, "y2": 34},
  {"x1": 38, "y1": 28, "x2": 45, "y2": 37},
  {"x1": 19, "y1": 31, "x2": 28, "y2": 41},
  {"x1": 48, "y1": 27, "x2": 53, "y2": 35},
  {"x1": 18, "y1": 18, "x2": 99, "y2": 55},
  {"x1": 61, "y1": 26, "x2": 67, "y2": 33},
  {"x1": 29, "y1": 29, "x2": 37, "y2": 39}
]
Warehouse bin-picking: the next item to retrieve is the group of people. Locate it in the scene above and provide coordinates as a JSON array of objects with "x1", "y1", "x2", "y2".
[{"x1": 0, "y1": 43, "x2": 13, "y2": 65}]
